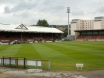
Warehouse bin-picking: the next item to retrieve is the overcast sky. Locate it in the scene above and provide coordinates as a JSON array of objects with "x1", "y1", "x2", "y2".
[{"x1": 0, "y1": 0, "x2": 104, "y2": 25}]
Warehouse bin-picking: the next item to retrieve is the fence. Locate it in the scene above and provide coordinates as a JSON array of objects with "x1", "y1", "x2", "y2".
[{"x1": 0, "y1": 57, "x2": 50, "y2": 70}]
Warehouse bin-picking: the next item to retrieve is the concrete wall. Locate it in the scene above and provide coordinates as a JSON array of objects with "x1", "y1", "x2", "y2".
[
  {"x1": 71, "y1": 23, "x2": 76, "y2": 35},
  {"x1": 94, "y1": 21, "x2": 101, "y2": 29}
]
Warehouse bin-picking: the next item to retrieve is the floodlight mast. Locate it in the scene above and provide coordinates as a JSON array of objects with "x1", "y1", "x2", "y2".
[{"x1": 67, "y1": 7, "x2": 70, "y2": 40}]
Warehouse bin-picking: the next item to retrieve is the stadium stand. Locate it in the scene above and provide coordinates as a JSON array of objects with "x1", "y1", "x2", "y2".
[
  {"x1": 98, "y1": 35, "x2": 104, "y2": 41},
  {"x1": 77, "y1": 35, "x2": 88, "y2": 41},
  {"x1": 0, "y1": 24, "x2": 63, "y2": 44},
  {"x1": 88, "y1": 36, "x2": 99, "y2": 41},
  {"x1": 75, "y1": 30, "x2": 104, "y2": 41}
]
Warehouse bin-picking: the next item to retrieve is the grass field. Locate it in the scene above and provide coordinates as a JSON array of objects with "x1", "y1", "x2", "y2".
[{"x1": 0, "y1": 41, "x2": 104, "y2": 71}]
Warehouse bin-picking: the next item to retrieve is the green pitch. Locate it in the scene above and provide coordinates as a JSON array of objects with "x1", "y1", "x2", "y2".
[{"x1": 0, "y1": 41, "x2": 104, "y2": 71}]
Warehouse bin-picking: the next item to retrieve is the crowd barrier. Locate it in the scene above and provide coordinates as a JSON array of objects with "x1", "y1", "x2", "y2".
[{"x1": 0, "y1": 57, "x2": 50, "y2": 70}]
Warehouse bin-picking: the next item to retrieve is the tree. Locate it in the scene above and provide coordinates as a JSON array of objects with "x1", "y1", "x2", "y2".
[
  {"x1": 63, "y1": 28, "x2": 68, "y2": 37},
  {"x1": 62, "y1": 28, "x2": 70, "y2": 37},
  {"x1": 36, "y1": 19, "x2": 49, "y2": 27}
]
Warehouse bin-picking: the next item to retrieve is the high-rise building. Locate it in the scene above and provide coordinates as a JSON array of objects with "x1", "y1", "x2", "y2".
[
  {"x1": 94, "y1": 16, "x2": 104, "y2": 29},
  {"x1": 71, "y1": 16, "x2": 104, "y2": 35}
]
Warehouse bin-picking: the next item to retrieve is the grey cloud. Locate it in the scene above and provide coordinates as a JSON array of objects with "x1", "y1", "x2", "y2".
[
  {"x1": 14, "y1": 12, "x2": 30, "y2": 18},
  {"x1": 20, "y1": 13, "x2": 30, "y2": 18},
  {"x1": 72, "y1": 10, "x2": 84, "y2": 16},
  {"x1": 89, "y1": 0, "x2": 104, "y2": 14},
  {"x1": 52, "y1": 5, "x2": 65, "y2": 11},
  {"x1": 0, "y1": 0, "x2": 20, "y2": 4},
  {"x1": 12, "y1": 1, "x2": 37, "y2": 11},
  {"x1": 1, "y1": 0, "x2": 104, "y2": 25},
  {"x1": 4, "y1": 6, "x2": 11, "y2": 13},
  {"x1": 39, "y1": 4, "x2": 65, "y2": 14},
  {"x1": 29, "y1": 18, "x2": 38, "y2": 25},
  {"x1": 4, "y1": 0, "x2": 38, "y2": 13},
  {"x1": 97, "y1": 6, "x2": 104, "y2": 13},
  {"x1": 43, "y1": 0, "x2": 57, "y2": 5}
]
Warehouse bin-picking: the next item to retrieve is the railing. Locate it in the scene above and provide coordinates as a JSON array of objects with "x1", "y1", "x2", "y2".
[{"x1": 0, "y1": 57, "x2": 50, "y2": 70}]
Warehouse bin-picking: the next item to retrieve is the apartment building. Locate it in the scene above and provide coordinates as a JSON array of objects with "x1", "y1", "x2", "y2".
[
  {"x1": 71, "y1": 16, "x2": 104, "y2": 35},
  {"x1": 94, "y1": 16, "x2": 104, "y2": 29}
]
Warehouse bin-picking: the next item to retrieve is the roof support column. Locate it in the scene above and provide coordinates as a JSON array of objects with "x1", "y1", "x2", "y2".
[
  {"x1": 21, "y1": 33, "x2": 23, "y2": 41},
  {"x1": 52, "y1": 33, "x2": 53, "y2": 41}
]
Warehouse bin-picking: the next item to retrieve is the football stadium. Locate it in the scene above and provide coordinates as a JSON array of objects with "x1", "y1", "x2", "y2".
[{"x1": 0, "y1": 18, "x2": 104, "y2": 71}]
